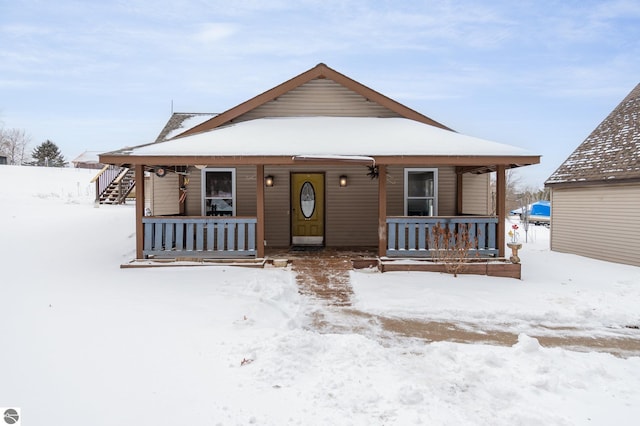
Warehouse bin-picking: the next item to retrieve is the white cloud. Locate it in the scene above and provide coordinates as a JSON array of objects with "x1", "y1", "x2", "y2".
[{"x1": 194, "y1": 23, "x2": 238, "y2": 43}]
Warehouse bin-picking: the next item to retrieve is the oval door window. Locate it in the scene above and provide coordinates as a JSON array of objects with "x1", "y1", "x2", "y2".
[{"x1": 300, "y1": 181, "x2": 316, "y2": 218}]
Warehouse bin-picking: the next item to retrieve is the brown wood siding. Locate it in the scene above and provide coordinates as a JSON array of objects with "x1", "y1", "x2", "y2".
[
  {"x1": 387, "y1": 166, "x2": 457, "y2": 215},
  {"x1": 325, "y1": 166, "x2": 378, "y2": 246},
  {"x1": 263, "y1": 166, "x2": 292, "y2": 247},
  {"x1": 235, "y1": 165, "x2": 257, "y2": 216},
  {"x1": 183, "y1": 166, "x2": 256, "y2": 216},
  {"x1": 181, "y1": 163, "x2": 478, "y2": 247},
  {"x1": 234, "y1": 79, "x2": 403, "y2": 122},
  {"x1": 263, "y1": 165, "x2": 380, "y2": 247},
  {"x1": 184, "y1": 167, "x2": 200, "y2": 215},
  {"x1": 144, "y1": 176, "x2": 151, "y2": 211},
  {"x1": 386, "y1": 166, "x2": 404, "y2": 216},
  {"x1": 150, "y1": 173, "x2": 180, "y2": 215},
  {"x1": 462, "y1": 173, "x2": 491, "y2": 215},
  {"x1": 438, "y1": 167, "x2": 457, "y2": 215},
  {"x1": 551, "y1": 184, "x2": 640, "y2": 266}
]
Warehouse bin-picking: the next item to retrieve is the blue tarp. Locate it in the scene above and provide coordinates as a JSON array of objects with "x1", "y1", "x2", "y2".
[
  {"x1": 529, "y1": 200, "x2": 550, "y2": 217},
  {"x1": 510, "y1": 200, "x2": 551, "y2": 217}
]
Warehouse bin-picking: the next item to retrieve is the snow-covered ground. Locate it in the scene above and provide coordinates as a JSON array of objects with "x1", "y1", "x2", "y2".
[{"x1": 1, "y1": 165, "x2": 639, "y2": 425}]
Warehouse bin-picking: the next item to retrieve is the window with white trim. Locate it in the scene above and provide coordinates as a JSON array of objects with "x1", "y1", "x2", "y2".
[
  {"x1": 404, "y1": 168, "x2": 438, "y2": 216},
  {"x1": 201, "y1": 168, "x2": 236, "y2": 216}
]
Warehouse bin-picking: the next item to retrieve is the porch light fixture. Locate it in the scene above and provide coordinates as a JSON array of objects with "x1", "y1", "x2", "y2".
[
  {"x1": 339, "y1": 175, "x2": 348, "y2": 187},
  {"x1": 155, "y1": 167, "x2": 167, "y2": 178},
  {"x1": 265, "y1": 175, "x2": 274, "y2": 187}
]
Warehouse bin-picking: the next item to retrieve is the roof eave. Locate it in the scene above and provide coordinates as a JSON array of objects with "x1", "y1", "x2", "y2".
[{"x1": 99, "y1": 153, "x2": 540, "y2": 170}]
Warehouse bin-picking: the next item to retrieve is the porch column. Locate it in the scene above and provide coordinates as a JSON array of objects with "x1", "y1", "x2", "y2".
[
  {"x1": 135, "y1": 164, "x2": 145, "y2": 259},
  {"x1": 456, "y1": 170, "x2": 464, "y2": 215},
  {"x1": 256, "y1": 164, "x2": 265, "y2": 258},
  {"x1": 377, "y1": 164, "x2": 387, "y2": 258},
  {"x1": 496, "y1": 165, "x2": 506, "y2": 258}
]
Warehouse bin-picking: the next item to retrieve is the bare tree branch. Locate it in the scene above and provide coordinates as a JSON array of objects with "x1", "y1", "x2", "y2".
[{"x1": 0, "y1": 127, "x2": 31, "y2": 165}]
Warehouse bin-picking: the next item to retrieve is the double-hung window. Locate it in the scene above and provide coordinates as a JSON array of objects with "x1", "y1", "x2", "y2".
[
  {"x1": 404, "y1": 168, "x2": 438, "y2": 216},
  {"x1": 201, "y1": 168, "x2": 235, "y2": 216}
]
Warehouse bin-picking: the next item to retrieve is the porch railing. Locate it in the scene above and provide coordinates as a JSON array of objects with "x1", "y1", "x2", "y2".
[
  {"x1": 386, "y1": 216, "x2": 499, "y2": 258},
  {"x1": 142, "y1": 217, "x2": 257, "y2": 259}
]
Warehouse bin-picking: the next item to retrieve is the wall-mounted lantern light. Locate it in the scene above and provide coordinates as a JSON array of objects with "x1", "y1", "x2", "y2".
[
  {"x1": 339, "y1": 175, "x2": 348, "y2": 187},
  {"x1": 265, "y1": 175, "x2": 274, "y2": 187}
]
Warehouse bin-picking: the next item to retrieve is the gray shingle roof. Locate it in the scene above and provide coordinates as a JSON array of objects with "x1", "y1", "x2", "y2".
[
  {"x1": 546, "y1": 83, "x2": 640, "y2": 185},
  {"x1": 154, "y1": 113, "x2": 217, "y2": 142}
]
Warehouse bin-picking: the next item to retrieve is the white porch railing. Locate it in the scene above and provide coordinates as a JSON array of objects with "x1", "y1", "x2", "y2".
[
  {"x1": 386, "y1": 216, "x2": 499, "y2": 257},
  {"x1": 142, "y1": 217, "x2": 257, "y2": 258}
]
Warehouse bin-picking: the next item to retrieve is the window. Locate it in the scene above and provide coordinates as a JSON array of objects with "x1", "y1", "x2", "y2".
[
  {"x1": 201, "y1": 168, "x2": 235, "y2": 216},
  {"x1": 404, "y1": 168, "x2": 438, "y2": 216}
]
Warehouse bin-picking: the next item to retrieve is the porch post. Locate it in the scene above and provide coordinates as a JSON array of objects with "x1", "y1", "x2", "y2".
[
  {"x1": 456, "y1": 169, "x2": 464, "y2": 215},
  {"x1": 256, "y1": 164, "x2": 265, "y2": 258},
  {"x1": 377, "y1": 164, "x2": 387, "y2": 258},
  {"x1": 135, "y1": 164, "x2": 145, "y2": 259},
  {"x1": 496, "y1": 165, "x2": 506, "y2": 258}
]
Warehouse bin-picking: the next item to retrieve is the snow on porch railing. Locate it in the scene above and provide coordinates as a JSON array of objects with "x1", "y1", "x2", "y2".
[
  {"x1": 386, "y1": 216, "x2": 499, "y2": 258},
  {"x1": 142, "y1": 217, "x2": 257, "y2": 258}
]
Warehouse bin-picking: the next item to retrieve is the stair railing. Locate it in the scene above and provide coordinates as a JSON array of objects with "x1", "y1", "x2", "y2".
[
  {"x1": 91, "y1": 165, "x2": 121, "y2": 203},
  {"x1": 114, "y1": 168, "x2": 135, "y2": 204}
]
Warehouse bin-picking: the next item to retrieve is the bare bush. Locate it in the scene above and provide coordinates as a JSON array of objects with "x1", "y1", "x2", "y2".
[{"x1": 430, "y1": 223, "x2": 479, "y2": 277}]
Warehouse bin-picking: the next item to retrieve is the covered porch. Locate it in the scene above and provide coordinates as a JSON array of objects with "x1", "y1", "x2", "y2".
[{"x1": 124, "y1": 159, "x2": 514, "y2": 269}]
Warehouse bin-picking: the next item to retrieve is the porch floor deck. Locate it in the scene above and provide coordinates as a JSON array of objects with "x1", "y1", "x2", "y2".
[
  {"x1": 122, "y1": 247, "x2": 521, "y2": 279},
  {"x1": 265, "y1": 247, "x2": 521, "y2": 280}
]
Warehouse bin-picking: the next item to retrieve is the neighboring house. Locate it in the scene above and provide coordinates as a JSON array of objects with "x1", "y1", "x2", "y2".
[
  {"x1": 0, "y1": 155, "x2": 7, "y2": 165},
  {"x1": 100, "y1": 63, "x2": 540, "y2": 271},
  {"x1": 545, "y1": 83, "x2": 640, "y2": 267},
  {"x1": 72, "y1": 151, "x2": 106, "y2": 169}
]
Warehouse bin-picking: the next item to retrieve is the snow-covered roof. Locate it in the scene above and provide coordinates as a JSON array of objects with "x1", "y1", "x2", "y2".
[
  {"x1": 546, "y1": 83, "x2": 640, "y2": 185},
  {"x1": 128, "y1": 117, "x2": 534, "y2": 158},
  {"x1": 71, "y1": 150, "x2": 104, "y2": 164}
]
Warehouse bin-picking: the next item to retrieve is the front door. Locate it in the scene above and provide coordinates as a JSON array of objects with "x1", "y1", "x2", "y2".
[{"x1": 291, "y1": 173, "x2": 324, "y2": 245}]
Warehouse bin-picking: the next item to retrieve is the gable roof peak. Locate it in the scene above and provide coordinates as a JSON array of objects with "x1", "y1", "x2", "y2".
[
  {"x1": 178, "y1": 63, "x2": 452, "y2": 137},
  {"x1": 546, "y1": 82, "x2": 640, "y2": 186}
]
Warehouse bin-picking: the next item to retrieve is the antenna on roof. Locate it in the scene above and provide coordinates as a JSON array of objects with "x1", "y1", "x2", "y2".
[{"x1": 171, "y1": 99, "x2": 174, "y2": 114}]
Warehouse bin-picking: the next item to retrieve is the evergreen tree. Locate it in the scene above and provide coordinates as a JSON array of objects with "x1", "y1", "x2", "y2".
[{"x1": 28, "y1": 140, "x2": 67, "y2": 167}]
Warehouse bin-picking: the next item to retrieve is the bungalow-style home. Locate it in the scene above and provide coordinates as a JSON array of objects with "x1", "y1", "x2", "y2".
[
  {"x1": 99, "y1": 63, "x2": 540, "y2": 275},
  {"x1": 545, "y1": 83, "x2": 640, "y2": 267}
]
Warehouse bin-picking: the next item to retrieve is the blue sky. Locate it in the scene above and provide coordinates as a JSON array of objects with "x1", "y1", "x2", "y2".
[{"x1": 1, "y1": 0, "x2": 639, "y2": 187}]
